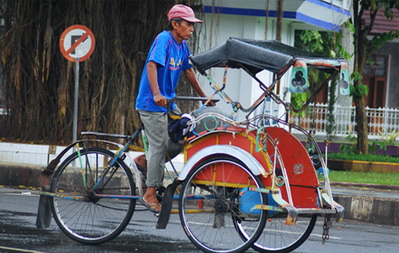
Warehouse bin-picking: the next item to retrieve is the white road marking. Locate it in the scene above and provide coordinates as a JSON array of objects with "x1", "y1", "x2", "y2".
[{"x1": 0, "y1": 246, "x2": 44, "y2": 253}]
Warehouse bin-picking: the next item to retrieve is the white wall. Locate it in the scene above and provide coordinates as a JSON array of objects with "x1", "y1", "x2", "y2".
[
  {"x1": 197, "y1": 14, "x2": 294, "y2": 121},
  {"x1": 0, "y1": 142, "x2": 185, "y2": 173}
]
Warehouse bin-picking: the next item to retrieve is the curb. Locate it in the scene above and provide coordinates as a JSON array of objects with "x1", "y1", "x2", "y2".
[
  {"x1": 333, "y1": 194, "x2": 399, "y2": 226},
  {"x1": 0, "y1": 164, "x2": 43, "y2": 188},
  {"x1": 331, "y1": 182, "x2": 399, "y2": 226}
]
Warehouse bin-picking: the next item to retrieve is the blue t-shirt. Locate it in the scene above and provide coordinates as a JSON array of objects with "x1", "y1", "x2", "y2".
[{"x1": 135, "y1": 31, "x2": 192, "y2": 112}]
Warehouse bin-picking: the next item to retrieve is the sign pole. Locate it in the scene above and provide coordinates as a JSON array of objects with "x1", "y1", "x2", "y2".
[{"x1": 73, "y1": 61, "x2": 79, "y2": 143}]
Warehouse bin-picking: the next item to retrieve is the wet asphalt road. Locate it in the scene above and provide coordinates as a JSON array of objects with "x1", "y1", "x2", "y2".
[
  {"x1": 1, "y1": 186, "x2": 399, "y2": 253},
  {"x1": 0, "y1": 187, "x2": 199, "y2": 253}
]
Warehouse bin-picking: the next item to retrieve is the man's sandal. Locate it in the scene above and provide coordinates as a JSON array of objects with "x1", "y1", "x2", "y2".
[{"x1": 139, "y1": 197, "x2": 162, "y2": 213}]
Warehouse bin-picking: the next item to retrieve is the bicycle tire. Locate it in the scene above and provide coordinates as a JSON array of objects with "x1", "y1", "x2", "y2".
[
  {"x1": 179, "y1": 156, "x2": 267, "y2": 253},
  {"x1": 238, "y1": 212, "x2": 317, "y2": 253},
  {"x1": 50, "y1": 147, "x2": 136, "y2": 244}
]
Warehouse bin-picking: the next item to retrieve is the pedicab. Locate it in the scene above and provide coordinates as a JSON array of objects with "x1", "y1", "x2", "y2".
[
  {"x1": 158, "y1": 37, "x2": 347, "y2": 253},
  {"x1": 36, "y1": 37, "x2": 347, "y2": 253}
]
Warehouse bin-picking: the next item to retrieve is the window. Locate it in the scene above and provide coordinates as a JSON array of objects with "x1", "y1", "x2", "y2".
[{"x1": 363, "y1": 54, "x2": 388, "y2": 108}]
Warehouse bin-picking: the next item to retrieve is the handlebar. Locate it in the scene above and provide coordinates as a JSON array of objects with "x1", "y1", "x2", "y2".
[{"x1": 169, "y1": 96, "x2": 220, "y2": 103}]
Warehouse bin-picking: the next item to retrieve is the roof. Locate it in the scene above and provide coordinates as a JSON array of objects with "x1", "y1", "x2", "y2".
[
  {"x1": 363, "y1": 9, "x2": 399, "y2": 34},
  {"x1": 202, "y1": 0, "x2": 351, "y2": 32}
]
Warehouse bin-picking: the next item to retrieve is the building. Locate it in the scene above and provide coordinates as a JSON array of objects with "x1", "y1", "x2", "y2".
[{"x1": 362, "y1": 8, "x2": 399, "y2": 109}]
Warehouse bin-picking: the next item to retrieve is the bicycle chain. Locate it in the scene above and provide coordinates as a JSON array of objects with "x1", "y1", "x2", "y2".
[{"x1": 322, "y1": 215, "x2": 332, "y2": 244}]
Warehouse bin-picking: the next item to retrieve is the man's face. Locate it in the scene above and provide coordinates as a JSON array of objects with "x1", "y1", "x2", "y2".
[{"x1": 174, "y1": 20, "x2": 195, "y2": 41}]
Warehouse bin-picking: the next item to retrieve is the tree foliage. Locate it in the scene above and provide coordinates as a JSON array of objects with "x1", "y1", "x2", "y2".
[
  {"x1": 352, "y1": 0, "x2": 399, "y2": 154},
  {"x1": 0, "y1": 0, "x2": 201, "y2": 144}
]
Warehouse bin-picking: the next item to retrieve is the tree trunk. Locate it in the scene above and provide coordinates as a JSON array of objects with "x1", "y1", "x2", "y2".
[
  {"x1": 352, "y1": 0, "x2": 369, "y2": 154},
  {"x1": 276, "y1": 0, "x2": 284, "y2": 41},
  {"x1": 353, "y1": 32, "x2": 369, "y2": 154},
  {"x1": 353, "y1": 95, "x2": 368, "y2": 154}
]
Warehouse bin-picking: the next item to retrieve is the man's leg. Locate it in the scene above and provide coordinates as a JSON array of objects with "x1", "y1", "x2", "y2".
[
  {"x1": 134, "y1": 154, "x2": 147, "y2": 169},
  {"x1": 136, "y1": 106, "x2": 184, "y2": 172},
  {"x1": 138, "y1": 110, "x2": 168, "y2": 212}
]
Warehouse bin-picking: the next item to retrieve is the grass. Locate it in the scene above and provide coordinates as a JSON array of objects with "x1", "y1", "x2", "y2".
[
  {"x1": 329, "y1": 170, "x2": 399, "y2": 186},
  {"x1": 328, "y1": 152, "x2": 399, "y2": 163},
  {"x1": 327, "y1": 152, "x2": 399, "y2": 186}
]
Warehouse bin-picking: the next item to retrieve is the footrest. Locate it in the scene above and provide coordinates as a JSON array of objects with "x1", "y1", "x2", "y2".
[
  {"x1": 333, "y1": 201, "x2": 345, "y2": 222},
  {"x1": 321, "y1": 191, "x2": 345, "y2": 222},
  {"x1": 284, "y1": 205, "x2": 298, "y2": 225}
]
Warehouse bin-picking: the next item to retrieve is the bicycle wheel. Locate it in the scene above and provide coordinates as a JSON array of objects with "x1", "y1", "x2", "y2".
[
  {"x1": 50, "y1": 147, "x2": 136, "y2": 244},
  {"x1": 179, "y1": 156, "x2": 267, "y2": 253},
  {"x1": 238, "y1": 212, "x2": 317, "y2": 253}
]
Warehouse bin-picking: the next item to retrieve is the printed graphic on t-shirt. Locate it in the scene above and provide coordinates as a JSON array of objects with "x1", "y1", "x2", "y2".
[{"x1": 169, "y1": 57, "x2": 183, "y2": 70}]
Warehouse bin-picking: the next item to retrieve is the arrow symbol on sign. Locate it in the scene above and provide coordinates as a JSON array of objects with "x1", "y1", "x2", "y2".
[{"x1": 67, "y1": 32, "x2": 90, "y2": 55}]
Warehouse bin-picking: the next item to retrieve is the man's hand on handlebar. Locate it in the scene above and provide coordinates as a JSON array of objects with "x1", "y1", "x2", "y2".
[
  {"x1": 154, "y1": 94, "x2": 167, "y2": 107},
  {"x1": 205, "y1": 99, "x2": 216, "y2": 107}
]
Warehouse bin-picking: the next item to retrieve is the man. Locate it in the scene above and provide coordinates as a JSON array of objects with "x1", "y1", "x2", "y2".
[{"x1": 135, "y1": 4, "x2": 212, "y2": 213}]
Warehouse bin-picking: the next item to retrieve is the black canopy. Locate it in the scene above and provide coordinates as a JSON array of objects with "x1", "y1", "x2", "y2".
[{"x1": 190, "y1": 38, "x2": 339, "y2": 75}]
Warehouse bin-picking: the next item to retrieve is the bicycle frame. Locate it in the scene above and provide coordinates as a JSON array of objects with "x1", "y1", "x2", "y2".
[{"x1": 39, "y1": 127, "x2": 145, "y2": 200}]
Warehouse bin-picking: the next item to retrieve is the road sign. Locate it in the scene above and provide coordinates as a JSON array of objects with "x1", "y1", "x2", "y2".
[
  {"x1": 59, "y1": 24, "x2": 95, "y2": 62},
  {"x1": 59, "y1": 25, "x2": 95, "y2": 143}
]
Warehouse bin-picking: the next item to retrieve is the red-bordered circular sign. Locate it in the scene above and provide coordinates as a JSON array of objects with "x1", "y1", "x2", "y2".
[{"x1": 59, "y1": 25, "x2": 95, "y2": 62}]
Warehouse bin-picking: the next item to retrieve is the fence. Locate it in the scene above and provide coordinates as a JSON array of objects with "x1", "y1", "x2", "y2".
[{"x1": 290, "y1": 103, "x2": 399, "y2": 139}]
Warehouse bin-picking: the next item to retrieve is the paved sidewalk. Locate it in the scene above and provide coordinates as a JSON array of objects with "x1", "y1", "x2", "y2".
[{"x1": 1, "y1": 163, "x2": 398, "y2": 226}]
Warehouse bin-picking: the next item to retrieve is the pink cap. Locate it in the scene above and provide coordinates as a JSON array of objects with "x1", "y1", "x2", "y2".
[{"x1": 167, "y1": 4, "x2": 203, "y2": 23}]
